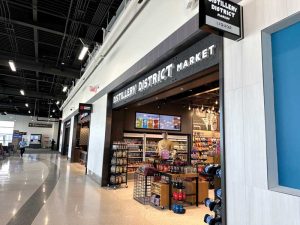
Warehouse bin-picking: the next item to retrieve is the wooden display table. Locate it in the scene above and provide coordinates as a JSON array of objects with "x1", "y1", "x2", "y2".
[{"x1": 159, "y1": 172, "x2": 199, "y2": 210}]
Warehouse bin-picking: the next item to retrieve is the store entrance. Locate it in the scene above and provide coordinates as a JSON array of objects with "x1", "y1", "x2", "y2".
[
  {"x1": 62, "y1": 124, "x2": 70, "y2": 156},
  {"x1": 107, "y1": 71, "x2": 222, "y2": 223},
  {"x1": 71, "y1": 114, "x2": 90, "y2": 171}
]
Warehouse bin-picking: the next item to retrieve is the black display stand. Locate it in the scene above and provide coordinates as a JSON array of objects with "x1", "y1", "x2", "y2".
[{"x1": 108, "y1": 142, "x2": 128, "y2": 189}]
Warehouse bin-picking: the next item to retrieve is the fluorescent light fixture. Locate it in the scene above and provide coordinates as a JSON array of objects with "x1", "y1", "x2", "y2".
[
  {"x1": 25, "y1": 103, "x2": 29, "y2": 107},
  {"x1": 62, "y1": 86, "x2": 68, "y2": 92},
  {"x1": 20, "y1": 89, "x2": 25, "y2": 95},
  {"x1": 28, "y1": 110, "x2": 31, "y2": 113},
  {"x1": 8, "y1": 60, "x2": 16, "y2": 72},
  {"x1": 56, "y1": 101, "x2": 60, "y2": 105},
  {"x1": 78, "y1": 46, "x2": 89, "y2": 60},
  {"x1": 52, "y1": 109, "x2": 55, "y2": 113}
]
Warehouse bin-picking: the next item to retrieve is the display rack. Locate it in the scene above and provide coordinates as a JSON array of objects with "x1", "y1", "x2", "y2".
[
  {"x1": 192, "y1": 130, "x2": 220, "y2": 165},
  {"x1": 108, "y1": 142, "x2": 128, "y2": 188},
  {"x1": 124, "y1": 133, "x2": 144, "y2": 174},
  {"x1": 124, "y1": 132, "x2": 188, "y2": 164},
  {"x1": 150, "y1": 181, "x2": 169, "y2": 209},
  {"x1": 133, "y1": 171, "x2": 156, "y2": 205}
]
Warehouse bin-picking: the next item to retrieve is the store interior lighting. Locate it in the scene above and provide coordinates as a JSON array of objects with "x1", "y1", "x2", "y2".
[
  {"x1": 62, "y1": 86, "x2": 68, "y2": 92},
  {"x1": 20, "y1": 89, "x2": 25, "y2": 96},
  {"x1": 8, "y1": 60, "x2": 16, "y2": 72},
  {"x1": 25, "y1": 103, "x2": 29, "y2": 107},
  {"x1": 56, "y1": 101, "x2": 60, "y2": 105}
]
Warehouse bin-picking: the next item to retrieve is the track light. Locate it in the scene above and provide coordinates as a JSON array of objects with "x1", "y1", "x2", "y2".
[
  {"x1": 52, "y1": 109, "x2": 55, "y2": 113},
  {"x1": 62, "y1": 86, "x2": 68, "y2": 92},
  {"x1": 8, "y1": 60, "x2": 16, "y2": 72},
  {"x1": 20, "y1": 89, "x2": 25, "y2": 96},
  {"x1": 50, "y1": 115, "x2": 53, "y2": 118},
  {"x1": 78, "y1": 45, "x2": 89, "y2": 60},
  {"x1": 28, "y1": 110, "x2": 31, "y2": 114},
  {"x1": 25, "y1": 103, "x2": 29, "y2": 107},
  {"x1": 56, "y1": 101, "x2": 60, "y2": 105}
]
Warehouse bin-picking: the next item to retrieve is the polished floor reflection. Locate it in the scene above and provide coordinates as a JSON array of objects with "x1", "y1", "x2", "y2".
[{"x1": 0, "y1": 154, "x2": 210, "y2": 225}]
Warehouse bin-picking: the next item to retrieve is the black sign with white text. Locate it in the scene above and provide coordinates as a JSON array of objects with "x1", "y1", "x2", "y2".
[
  {"x1": 113, "y1": 35, "x2": 220, "y2": 108},
  {"x1": 29, "y1": 123, "x2": 52, "y2": 128},
  {"x1": 199, "y1": 0, "x2": 243, "y2": 41}
]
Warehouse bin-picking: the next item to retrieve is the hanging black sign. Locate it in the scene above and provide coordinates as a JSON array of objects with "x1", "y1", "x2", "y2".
[
  {"x1": 79, "y1": 103, "x2": 93, "y2": 113},
  {"x1": 199, "y1": 0, "x2": 243, "y2": 41},
  {"x1": 29, "y1": 123, "x2": 52, "y2": 128}
]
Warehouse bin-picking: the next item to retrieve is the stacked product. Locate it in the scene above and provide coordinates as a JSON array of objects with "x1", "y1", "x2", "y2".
[
  {"x1": 198, "y1": 164, "x2": 221, "y2": 189},
  {"x1": 202, "y1": 165, "x2": 222, "y2": 225},
  {"x1": 109, "y1": 142, "x2": 128, "y2": 188},
  {"x1": 172, "y1": 180, "x2": 186, "y2": 214}
]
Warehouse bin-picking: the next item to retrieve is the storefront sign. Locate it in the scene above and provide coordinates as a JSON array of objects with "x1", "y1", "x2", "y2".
[
  {"x1": 79, "y1": 103, "x2": 93, "y2": 113},
  {"x1": 28, "y1": 123, "x2": 52, "y2": 128},
  {"x1": 113, "y1": 35, "x2": 219, "y2": 108},
  {"x1": 199, "y1": 0, "x2": 243, "y2": 41}
]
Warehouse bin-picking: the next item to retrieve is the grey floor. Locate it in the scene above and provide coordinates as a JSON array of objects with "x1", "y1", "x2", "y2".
[{"x1": 0, "y1": 153, "x2": 209, "y2": 225}]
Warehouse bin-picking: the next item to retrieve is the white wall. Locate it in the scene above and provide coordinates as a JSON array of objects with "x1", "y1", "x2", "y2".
[
  {"x1": 0, "y1": 114, "x2": 59, "y2": 148},
  {"x1": 58, "y1": 122, "x2": 64, "y2": 153},
  {"x1": 67, "y1": 116, "x2": 74, "y2": 159},
  {"x1": 62, "y1": 0, "x2": 198, "y2": 120},
  {"x1": 224, "y1": 1, "x2": 300, "y2": 225},
  {"x1": 87, "y1": 95, "x2": 107, "y2": 179}
]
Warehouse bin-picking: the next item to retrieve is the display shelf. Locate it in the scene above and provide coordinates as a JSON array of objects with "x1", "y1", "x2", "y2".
[{"x1": 109, "y1": 142, "x2": 128, "y2": 188}]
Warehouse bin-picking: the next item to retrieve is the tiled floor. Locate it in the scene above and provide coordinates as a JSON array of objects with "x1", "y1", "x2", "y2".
[{"x1": 0, "y1": 153, "x2": 211, "y2": 225}]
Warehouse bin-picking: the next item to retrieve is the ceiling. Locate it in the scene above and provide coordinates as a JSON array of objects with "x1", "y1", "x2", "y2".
[{"x1": 0, "y1": 0, "x2": 123, "y2": 118}]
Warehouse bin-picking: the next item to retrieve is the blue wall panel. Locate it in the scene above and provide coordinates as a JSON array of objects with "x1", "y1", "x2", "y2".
[{"x1": 272, "y1": 21, "x2": 300, "y2": 189}]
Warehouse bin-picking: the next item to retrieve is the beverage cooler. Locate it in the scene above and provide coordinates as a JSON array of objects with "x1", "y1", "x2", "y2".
[{"x1": 124, "y1": 132, "x2": 189, "y2": 177}]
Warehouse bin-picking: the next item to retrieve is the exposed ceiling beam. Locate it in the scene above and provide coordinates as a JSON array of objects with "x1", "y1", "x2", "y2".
[
  {"x1": 0, "y1": 17, "x2": 94, "y2": 44},
  {"x1": 0, "y1": 86, "x2": 65, "y2": 100},
  {"x1": 6, "y1": 0, "x2": 103, "y2": 31},
  {"x1": 0, "y1": 73, "x2": 65, "y2": 86},
  {"x1": 0, "y1": 57, "x2": 80, "y2": 79},
  {"x1": 33, "y1": 0, "x2": 39, "y2": 92}
]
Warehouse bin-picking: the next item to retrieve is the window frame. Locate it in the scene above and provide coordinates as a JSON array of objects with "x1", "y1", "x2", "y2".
[{"x1": 262, "y1": 12, "x2": 300, "y2": 196}]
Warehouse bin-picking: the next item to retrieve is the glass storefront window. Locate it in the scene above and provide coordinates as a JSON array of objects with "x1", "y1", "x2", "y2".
[{"x1": 0, "y1": 121, "x2": 14, "y2": 146}]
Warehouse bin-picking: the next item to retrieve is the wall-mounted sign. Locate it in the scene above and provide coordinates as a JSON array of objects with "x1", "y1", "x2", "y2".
[
  {"x1": 113, "y1": 35, "x2": 220, "y2": 108},
  {"x1": 79, "y1": 103, "x2": 93, "y2": 113},
  {"x1": 199, "y1": 0, "x2": 243, "y2": 41},
  {"x1": 29, "y1": 123, "x2": 53, "y2": 128}
]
